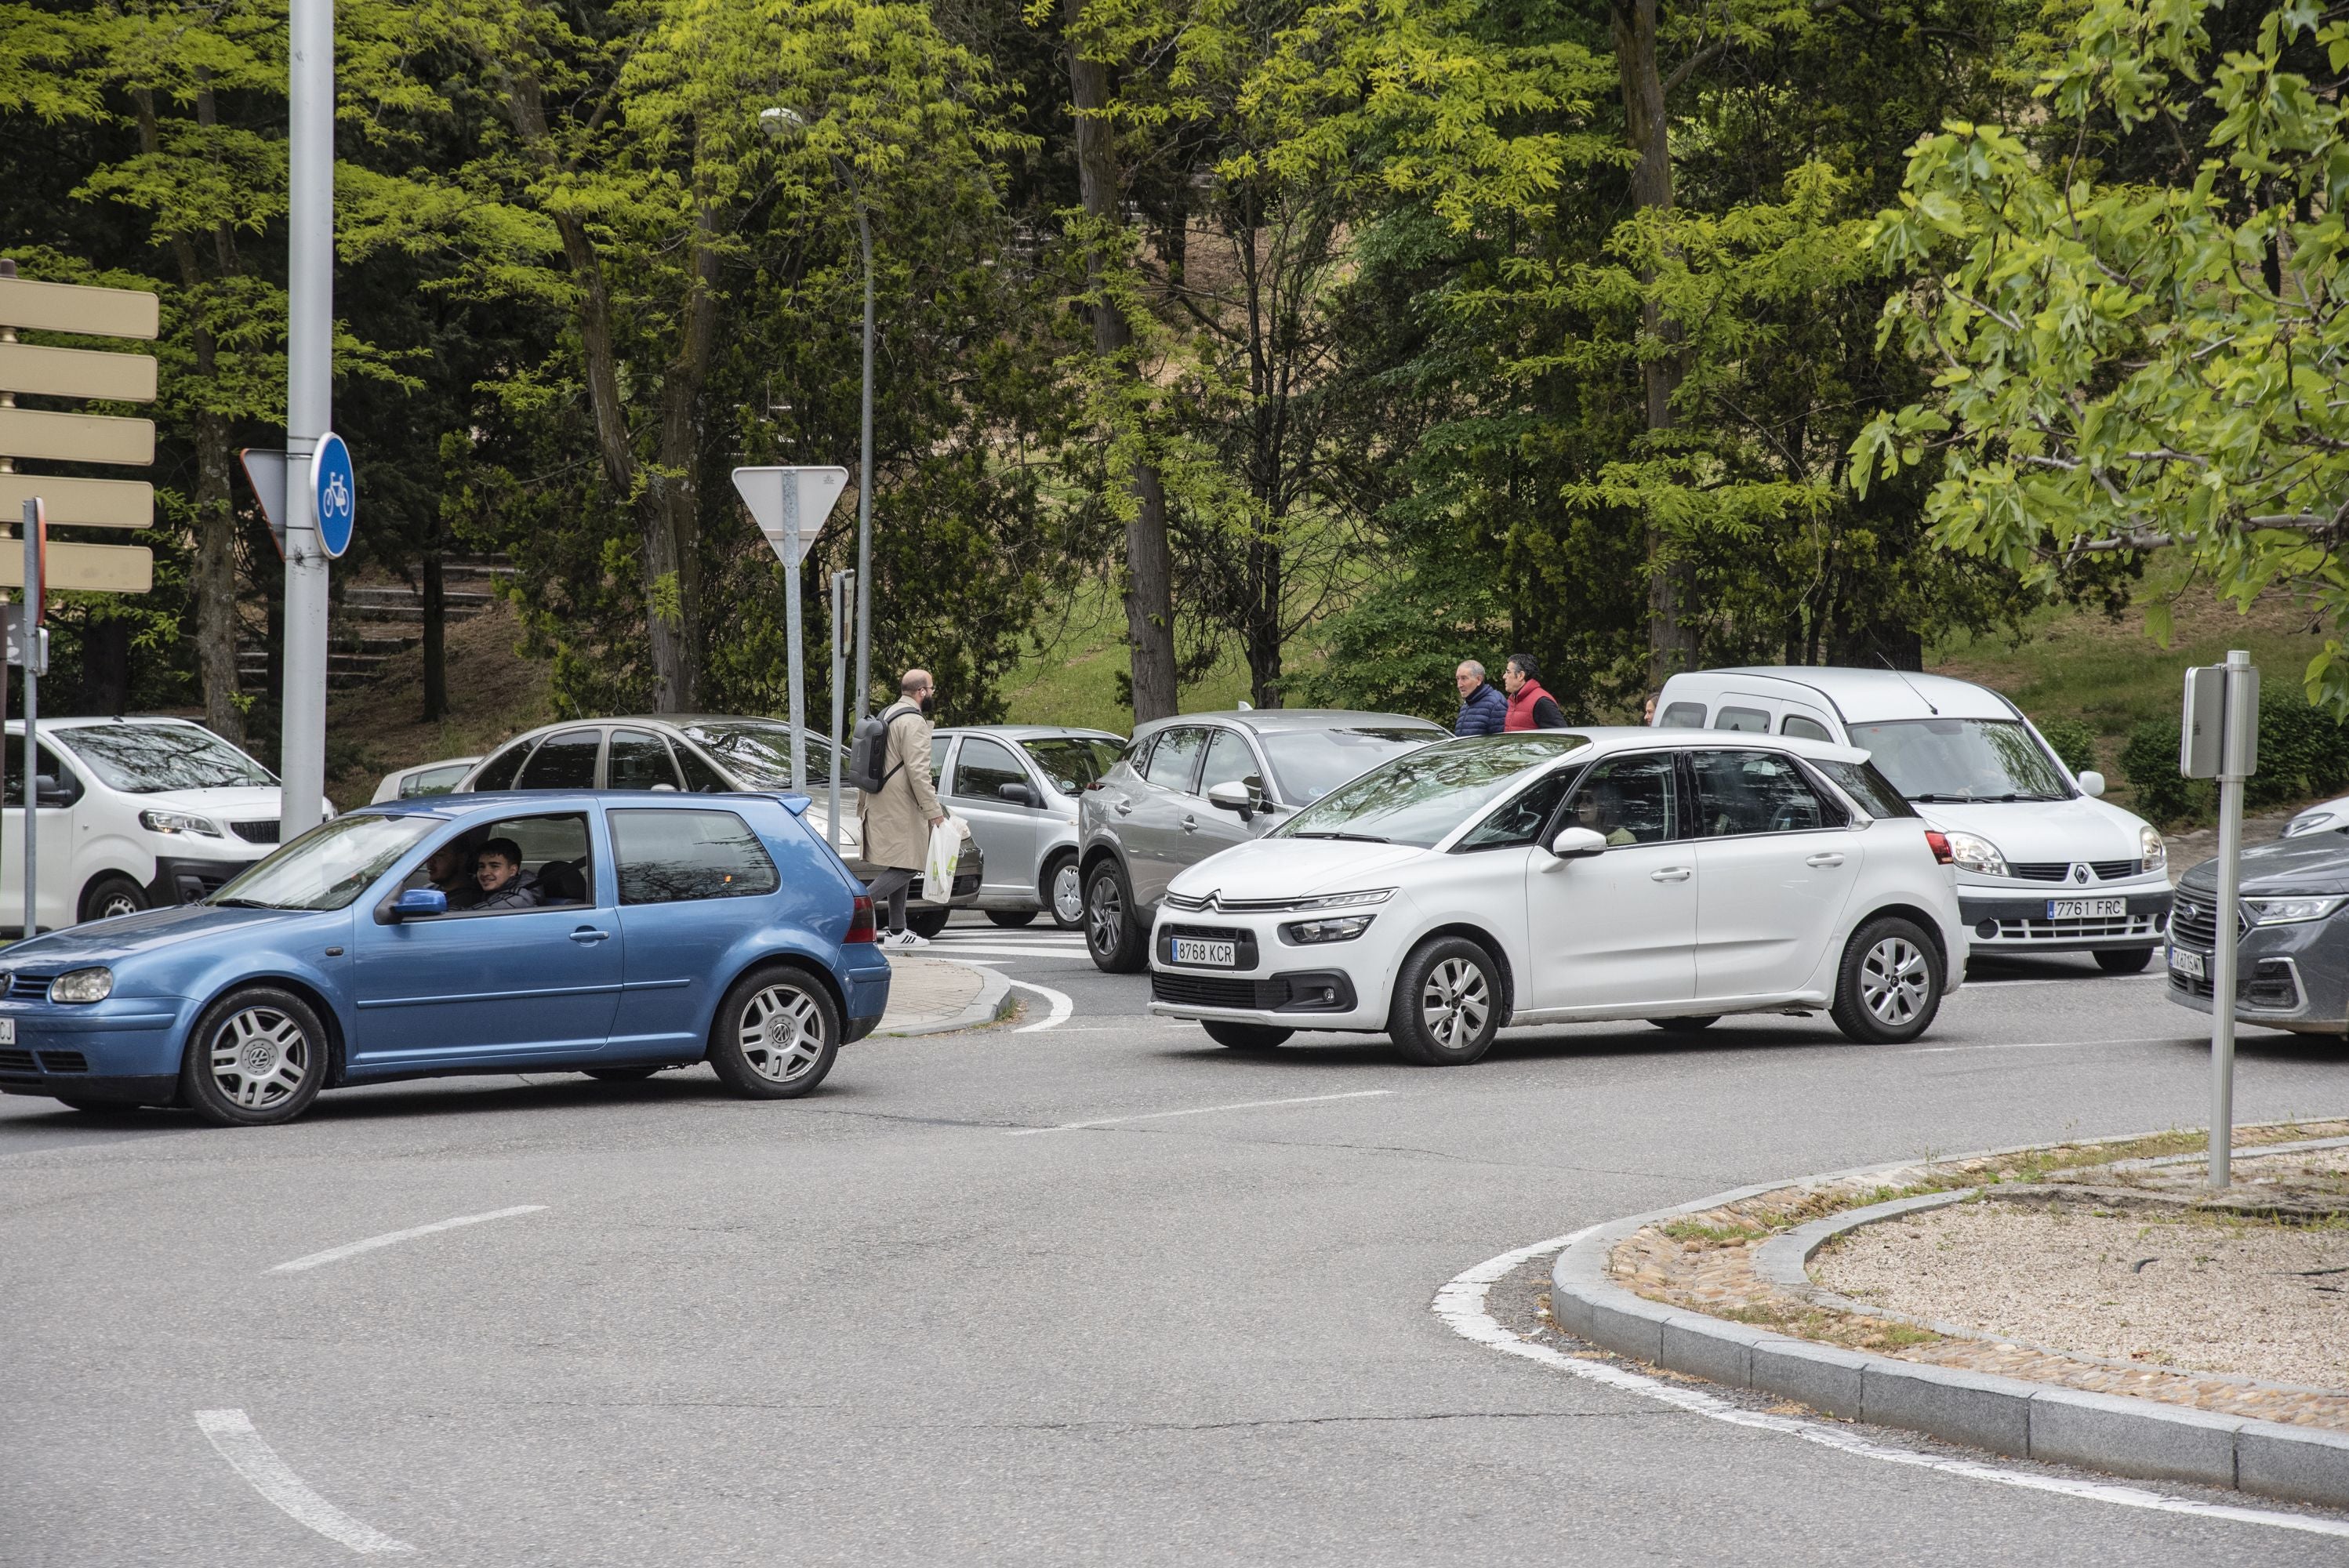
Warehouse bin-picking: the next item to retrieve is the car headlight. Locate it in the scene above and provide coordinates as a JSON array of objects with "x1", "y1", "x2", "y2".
[
  {"x1": 2285, "y1": 811, "x2": 2339, "y2": 838},
  {"x1": 2243, "y1": 896, "x2": 2347, "y2": 926},
  {"x1": 140, "y1": 809, "x2": 222, "y2": 837},
  {"x1": 1942, "y1": 831, "x2": 2008, "y2": 877},
  {"x1": 1289, "y1": 888, "x2": 1396, "y2": 912},
  {"x1": 49, "y1": 967, "x2": 113, "y2": 1004},
  {"x1": 2140, "y1": 824, "x2": 2166, "y2": 873},
  {"x1": 1280, "y1": 913, "x2": 1376, "y2": 946}
]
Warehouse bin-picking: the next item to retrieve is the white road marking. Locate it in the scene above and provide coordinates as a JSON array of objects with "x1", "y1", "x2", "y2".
[
  {"x1": 1435, "y1": 1236, "x2": 2349, "y2": 1539},
  {"x1": 269, "y1": 1205, "x2": 546, "y2": 1273},
  {"x1": 1007, "y1": 978, "x2": 1074, "y2": 1032},
  {"x1": 1904, "y1": 1036, "x2": 2194, "y2": 1055},
  {"x1": 919, "y1": 943, "x2": 1093, "y2": 960},
  {"x1": 1964, "y1": 975, "x2": 2163, "y2": 987},
  {"x1": 1007, "y1": 1089, "x2": 1393, "y2": 1136},
  {"x1": 194, "y1": 1410, "x2": 415, "y2": 1554}
]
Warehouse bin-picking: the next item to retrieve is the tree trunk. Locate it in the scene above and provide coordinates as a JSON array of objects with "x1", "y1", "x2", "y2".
[
  {"x1": 1062, "y1": 0, "x2": 1178, "y2": 722},
  {"x1": 421, "y1": 547, "x2": 447, "y2": 722},
  {"x1": 644, "y1": 169, "x2": 721, "y2": 714},
  {"x1": 1611, "y1": 0, "x2": 1698, "y2": 690},
  {"x1": 81, "y1": 616, "x2": 130, "y2": 713}
]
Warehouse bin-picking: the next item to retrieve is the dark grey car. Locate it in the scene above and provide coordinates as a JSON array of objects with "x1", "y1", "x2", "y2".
[
  {"x1": 2168, "y1": 833, "x2": 2349, "y2": 1033},
  {"x1": 1076, "y1": 710, "x2": 1444, "y2": 972}
]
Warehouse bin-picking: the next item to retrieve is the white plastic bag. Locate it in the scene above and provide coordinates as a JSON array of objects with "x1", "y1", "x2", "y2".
[{"x1": 924, "y1": 816, "x2": 962, "y2": 892}]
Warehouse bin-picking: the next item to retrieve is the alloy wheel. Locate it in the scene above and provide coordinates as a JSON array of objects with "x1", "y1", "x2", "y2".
[
  {"x1": 738, "y1": 982, "x2": 828, "y2": 1084},
  {"x1": 207, "y1": 1007, "x2": 310, "y2": 1111},
  {"x1": 1087, "y1": 877, "x2": 1123, "y2": 956},
  {"x1": 1053, "y1": 862, "x2": 1084, "y2": 925},
  {"x1": 1859, "y1": 936, "x2": 1930, "y2": 1027},
  {"x1": 1418, "y1": 956, "x2": 1490, "y2": 1052}
]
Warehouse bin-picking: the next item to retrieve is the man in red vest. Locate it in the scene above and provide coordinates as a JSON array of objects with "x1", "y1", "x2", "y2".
[{"x1": 1502, "y1": 652, "x2": 1569, "y2": 731}]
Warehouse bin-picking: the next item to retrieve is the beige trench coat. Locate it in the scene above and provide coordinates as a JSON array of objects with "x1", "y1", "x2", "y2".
[{"x1": 859, "y1": 699, "x2": 942, "y2": 870}]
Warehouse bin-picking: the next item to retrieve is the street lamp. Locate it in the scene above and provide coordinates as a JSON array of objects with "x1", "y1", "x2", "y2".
[{"x1": 761, "y1": 106, "x2": 876, "y2": 730}]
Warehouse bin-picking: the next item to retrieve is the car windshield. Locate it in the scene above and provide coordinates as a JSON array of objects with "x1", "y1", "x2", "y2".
[
  {"x1": 1274, "y1": 735, "x2": 1589, "y2": 847},
  {"x1": 207, "y1": 813, "x2": 439, "y2": 911},
  {"x1": 679, "y1": 721, "x2": 834, "y2": 790},
  {"x1": 1261, "y1": 726, "x2": 1446, "y2": 804},
  {"x1": 1021, "y1": 736, "x2": 1124, "y2": 795},
  {"x1": 64, "y1": 723, "x2": 275, "y2": 793},
  {"x1": 1847, "y1": 719, "x2": 2071, "y2": 802}
]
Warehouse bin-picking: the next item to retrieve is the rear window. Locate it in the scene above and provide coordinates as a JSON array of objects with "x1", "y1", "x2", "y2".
[
  {"x1": 1813, "y1": 759, "x2": 1918, "y2": 818},
  {"x1": 1712, "y1": 706, "x2": 1771, "y2": 734}
]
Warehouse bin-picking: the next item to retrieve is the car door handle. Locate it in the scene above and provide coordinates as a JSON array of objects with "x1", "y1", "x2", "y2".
[
  {"x1": 569, "y1": 927, "x2": 611, "y2": 944},
  {"x1": 1114, "y1": 800, "x2": 1134, "y2": 816},
  {"x1": 1181, "y1": 815, "x2": 1197, "y2": 832},
  {"x1": 1806, "y1": 852, "x2": 1846, "y2": 868},
  {"x1": 1650, "y1": 867, "x2": 1692, "y2": 883}
]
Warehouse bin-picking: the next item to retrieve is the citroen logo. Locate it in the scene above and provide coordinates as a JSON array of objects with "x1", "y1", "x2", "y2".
[
  {"x1": 1203, "y1": 890, "x2": 1222, "y2": 912},
  {"x1": 2073, "y1": 864, "x2": 2089, "y2": 884}
]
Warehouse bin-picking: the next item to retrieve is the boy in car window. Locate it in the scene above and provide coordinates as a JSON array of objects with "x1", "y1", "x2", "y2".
[{"x1": 471, "y1": 837, "x2": 543, "y2": 911}]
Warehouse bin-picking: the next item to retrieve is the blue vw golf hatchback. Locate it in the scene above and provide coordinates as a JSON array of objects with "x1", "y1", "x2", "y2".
[{"x1": 0, "y1": 791, "x2": 891, "y2": 1125}]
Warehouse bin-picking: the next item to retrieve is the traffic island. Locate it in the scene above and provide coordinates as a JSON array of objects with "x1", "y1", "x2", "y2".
[
  {"x1": 1549, "y1": 1123, "x2": 2349, "y2": 1508},
  {"x1": 873, "y1": 955, "x2": 1014, "y2": 1036}
]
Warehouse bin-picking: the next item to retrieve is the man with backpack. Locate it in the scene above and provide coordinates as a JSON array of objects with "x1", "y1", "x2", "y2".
[{"x1": 851, "y1": 668, "x2": 948, "y2": 946}]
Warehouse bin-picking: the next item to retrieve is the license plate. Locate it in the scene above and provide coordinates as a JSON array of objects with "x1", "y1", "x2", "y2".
[
  {"x1": 1172, "y1": 938, "x2": 1238, "y2": 967},
  {"x1": 0, "y1": 1018, "x2": 14, "y2": 1045},
  {"x1": 2048, "y1": 898, "x2": 2126, "y2": 919},
  {"x1": 2169, "y1": 946, "x2": 2206, "y2": 980}
]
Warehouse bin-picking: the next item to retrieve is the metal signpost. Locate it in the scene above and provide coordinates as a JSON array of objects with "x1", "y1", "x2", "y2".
[
  {"x1": 280, "y1": 0, "x2": 337, "y2": 837},
  {"x1": 2180, "y1": 650, "x2": 2259, "y2": 1188},
  {"x1": 729, "y1": 466, "x2": 850, "y2": 794},
  {"x1": 828, "y1": 569, "x2": 854, "y2": 851},
  {"x1": 18, "y1": 499, "x2": 39, "y2": 942}
]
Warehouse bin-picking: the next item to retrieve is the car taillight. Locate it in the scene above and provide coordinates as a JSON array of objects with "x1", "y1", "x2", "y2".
[
  {"x1": 1084, "y1": 780, "x2": 1105, "y2": 790},
  {"x1": 848, "y1": 894, "x2": 877, "y2": 943},
  {"x1": 1924, "y1": 830, "x2": 1954, "y2": 866}
]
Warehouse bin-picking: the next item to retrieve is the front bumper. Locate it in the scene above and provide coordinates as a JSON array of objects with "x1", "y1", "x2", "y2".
[
  {"x1": 0, "y1": 995, "x2": 189, "y2": 1102},
  {"x1": 2166, "y1": 913, "x2": 2347, "y2": 1033},
  {"x1": 1956, "y1": 883, "x2": 2170, "y2": 952},
  {"x1": 1145, "y1": 913, "x2": 1389, "y2": 1030}
]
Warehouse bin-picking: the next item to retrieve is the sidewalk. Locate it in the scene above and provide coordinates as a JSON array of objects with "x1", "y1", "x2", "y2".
[{"x1": 872, "y1": 953, "x2": 1012, "y2": 1036}]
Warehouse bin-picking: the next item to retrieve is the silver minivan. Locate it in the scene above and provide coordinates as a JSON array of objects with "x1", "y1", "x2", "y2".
[{"x1": 927, "y1": 726, "x2": 1125, "y2": 928}]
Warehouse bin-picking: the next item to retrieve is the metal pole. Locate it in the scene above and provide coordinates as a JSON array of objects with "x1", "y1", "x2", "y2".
[
  {"x1": 853, "y1": 194, "x2": 874, "y2": 727},
  {"x1": 829, "y1": 569, "x2": 849, "y2": 851},
  {"x1": 783, "y1": 479, "x2": 806, "y2": 794},
  {"x1": 2209, "y1": 648, "x2": 2254, "y2": 1189},
  {"x1": 22, "y1": 512, "x2": 38, "y2": 939},
  {"x1": 278, "y1": 0, "x2": 334, "y2": 836}
]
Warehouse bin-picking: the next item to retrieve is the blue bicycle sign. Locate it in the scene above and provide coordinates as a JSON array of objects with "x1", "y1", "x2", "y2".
[{"x1": 310, "y1": 431, "x2": 356, "y2": 559}]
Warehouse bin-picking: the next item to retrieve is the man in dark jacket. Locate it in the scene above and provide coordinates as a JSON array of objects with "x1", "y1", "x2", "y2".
[
  {"x1": 1502, "y1": 653, "x2": 1569, "y2": 731},
  {"x1": 471, "y1": 837, "x2": 543, "y2": 912},
  {"x1": 1453, "y1": 660, "x2": 1506, "y2": 736}
]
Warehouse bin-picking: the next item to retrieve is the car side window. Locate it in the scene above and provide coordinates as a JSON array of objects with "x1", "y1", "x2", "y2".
[
  {"x1": 1562, "y1": 753, "x2": 1679, "y2": 845},
  {"x1": 1690, "y1": 750, "x2": 1848, "y2": 837},
  {"x1": 1455, "y1": 769, "x2": 1574, "y2": 851},
  {"x1": 4, "y1": 739, "x2": 82, "y2": 805},
  {"x1": 953, "y1": 736, "x2": 1029, "y2": 802},
  {"x1": 409, "y1": 811, "x2": 594, "y2": 916},
  {"x1": 1781, "y1": 715, "x2": 1833, "y2": 742},
  {"x1": 1142, "y1": 728, "x2": 1206, "y2": 791},
  {"x1": 1197, "y1": 728, "x2": 1264, "y2": 799},
  {"x1": 516, "y1": 728, "x2": 601, "y2": 789},
  {"x1": 608, "y1": 728, "x2": 684, "y2": 792},
  {"x1": 930, "y1": 735, "x2": 949, "y2": 786},
  {"x1": 674, "y1": 742, "x2": 731, "y2": 793},
  {"x1": 1658, "y1": 702, "x2": 1708, "y2": 729},
  {"x1": 1712, "y1": 706, "x2": 1771, "y2": 734},
  {"x1": 401, "y1": 762, "x2": 471, "y2": 798},
  {"x1": 472, "y1": 741, "x2": 532, "y2": 791},
  {"x1": 610, "y1": 809, "x2": 781, "y2": 905}
]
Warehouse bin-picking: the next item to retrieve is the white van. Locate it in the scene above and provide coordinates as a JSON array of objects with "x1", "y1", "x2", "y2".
[
  {"x1": 2, "y1": 717, "x2": 286, "y2": 933},
  {"x1": 1653, "y1": 668, "x2": 2169, "y2": 971}
]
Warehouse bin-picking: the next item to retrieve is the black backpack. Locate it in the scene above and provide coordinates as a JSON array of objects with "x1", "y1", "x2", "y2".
[{"x1": 844, "y1": 706, "x2": 916, "y2": 793}]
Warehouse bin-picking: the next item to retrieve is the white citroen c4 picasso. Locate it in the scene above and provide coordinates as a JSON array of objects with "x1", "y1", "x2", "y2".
[{"x1": 1146, "y1": 729, "x2": 1966, "y2": 1065}]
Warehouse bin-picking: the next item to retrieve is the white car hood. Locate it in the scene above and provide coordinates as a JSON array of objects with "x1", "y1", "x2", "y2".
[
  {"x1": 1914, "y1": 797, "x2": 2147, "y2": 864},
  {"x1": 1169, "y1": 837, "x2": 1429, "y2": 902}
]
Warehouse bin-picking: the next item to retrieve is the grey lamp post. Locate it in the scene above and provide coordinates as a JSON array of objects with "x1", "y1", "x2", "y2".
[{"x1": 761, "y1": 107, "x2": 876, "y2": 727}]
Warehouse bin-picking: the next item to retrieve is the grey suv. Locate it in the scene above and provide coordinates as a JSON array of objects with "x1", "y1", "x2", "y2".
[{"x1": 1077, "y1": 710, "x2": 1443, "y2": 971}]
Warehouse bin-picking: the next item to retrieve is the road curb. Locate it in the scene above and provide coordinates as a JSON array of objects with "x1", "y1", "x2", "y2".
[
  {"x1": 1550, "y1": 1175, "x2": 2349, "y2": 1509},
  {"x1": 875, "y1": 958, "x2": 1015, "y2": 1037}
]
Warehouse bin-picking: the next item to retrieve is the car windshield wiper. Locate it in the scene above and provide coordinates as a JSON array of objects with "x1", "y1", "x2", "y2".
[
  {"x1": 209, "y1": 897, "x2": 281, "y2": 909},
  {"x1": 1288, "y1": 830, "x2": 1391, "y2": 843},
  {"x1": 1910, "y1": 792, "x2": 2017, "y2": 803}
]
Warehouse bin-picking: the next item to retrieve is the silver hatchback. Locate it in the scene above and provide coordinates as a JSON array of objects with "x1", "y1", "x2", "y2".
[{"x1": 928, "y1": 726, "x2": 1126, "y2": 928}]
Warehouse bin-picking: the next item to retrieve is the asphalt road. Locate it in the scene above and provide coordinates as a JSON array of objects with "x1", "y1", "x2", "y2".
[{"x1": 5, "y1": 918, "x2": 2347, "y2": 1566}]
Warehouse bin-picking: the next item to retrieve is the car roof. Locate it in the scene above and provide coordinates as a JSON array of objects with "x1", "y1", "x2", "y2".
[
  {"x1": 933, "y1": 724, "x2": 1127, "y2": 742},
  {"x1": 1132, "y1": 709, "x2": 1446, "y2": 739},
  {"x1": 360, "y1": 789, "x2": 802, "y2": 818},
  {"x1": 1665, "y1": 667, "x2": 2017, "y2": 724},
  {"x1": 5, "y1": 714, "x2": 215, "y2": 732}
]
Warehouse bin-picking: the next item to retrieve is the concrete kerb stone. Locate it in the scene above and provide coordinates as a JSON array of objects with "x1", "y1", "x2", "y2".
[
  {"x1": 874, "y1": 958, "x2": 1014, "y2": 1037},
  {"x1": 1548, "y1": 1154, "x2": 2349, "y2": 1509}
]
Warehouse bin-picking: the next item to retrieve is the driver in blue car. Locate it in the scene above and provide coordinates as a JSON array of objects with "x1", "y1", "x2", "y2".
[
  {"x1": 470, "y1": 838, "x2": 543, "y2": 911},
  {"x1": 403, "y1": 843, "x2": 481, "y2": 911}
]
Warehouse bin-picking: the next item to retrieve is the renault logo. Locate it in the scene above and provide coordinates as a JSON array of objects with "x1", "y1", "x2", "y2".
[{"x1": 2072, "y1": 864, "x2": 2089, "y2": 884}]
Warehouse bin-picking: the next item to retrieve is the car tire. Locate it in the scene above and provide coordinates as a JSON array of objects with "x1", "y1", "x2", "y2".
[
  {"x1": 177, "y1": 985, "x2": 330, "y2": 1127},
  {"x1": 2094, "y1": 947, "x2": 2154, "y2": 975},
  {"x1": 1650, "y1": 1015, "x2": 1720, "y2": 1033},
  {"x1": 1829, "y1": 916, "x2": 1944, "y2": 1044},
  {"x1": 1044, "y1": 853, "x2": 1084, "y2": 931},
  {"x1": 1389, "y1": 936, "x2": 1502, "y2": 1066},
  {"x1": 906, "y1": 908, "x2": 950, "y2": 940},
  {"x1": 79, "y1": 873, "x2": 147, "y2": 924},
  {"x1": 707, "y1": 964, "x2": 840, "y2": 1099},
  {"x1": 583, "y1": 1066, "x2": 662, "y2": 1082},
  {"x1": 1085, "y1": 861, "x2": 1148, "y2": 974},
  {"x1": 988, "y1": 909, "x2": 1038, "y2": 929},
  {"x1": 1203, "y1": 1021, "x2": 1291, "y2": 1049}
]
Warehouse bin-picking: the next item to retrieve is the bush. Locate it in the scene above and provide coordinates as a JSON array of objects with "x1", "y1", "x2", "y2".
[
  {"x1": 2119, "y1": 691, "x2": 2349, "y2": 825},
  {"x1": 2031, "y1": 716, "x2": 2100, "y2": 775}
]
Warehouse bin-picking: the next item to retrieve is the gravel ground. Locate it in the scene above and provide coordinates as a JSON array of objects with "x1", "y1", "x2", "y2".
[{"x1": 1816, "y1": 1201, "x2": 2349, "y2": 1389}]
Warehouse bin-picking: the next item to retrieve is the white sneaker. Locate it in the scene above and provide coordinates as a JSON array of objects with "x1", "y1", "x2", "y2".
[{"x1": 883, "y1": 930, "x2": 931, "y2": 949}]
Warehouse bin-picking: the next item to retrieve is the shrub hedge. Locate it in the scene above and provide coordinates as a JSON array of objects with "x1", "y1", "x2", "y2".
[
  {"x1": 2031, "y1": 717, "x2": 2100, "y2": 775},
  {"x1": 2119, "y1": 693, "x2": 2349, "y2": 825}
]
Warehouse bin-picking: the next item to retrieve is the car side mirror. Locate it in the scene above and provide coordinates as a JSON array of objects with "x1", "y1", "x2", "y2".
[
  {"x1": 1207, "y1": 780, "x2": 1256, "y2": 818},
  {"x1": 997, "y1": 781, "x2": 1040, "y2": 808},
  {"x1": 2076, "y1": 769, "x2": 2106, "y2": 798},
  {"x1": 34, "y1": 775, "x2": 74, "y2": 808},
  {"x1": 389, "y1": 887, "x2": 447, "y2": 921},
  {"x1": 1548, "y1": 826, "x2": 1607, "y2": 859}
]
